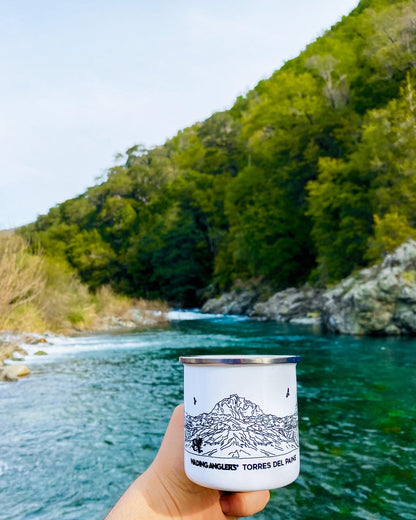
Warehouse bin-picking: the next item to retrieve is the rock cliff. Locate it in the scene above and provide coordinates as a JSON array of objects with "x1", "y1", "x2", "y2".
[
  {"x1": 201, "y1": 240, "x2": 416, "y2": 335},
  {"x1": 321, "y1": 240, "x2": 416, "y2": 335},
  {"x1": 201, "y1": 290, "x2": 259, "y2": 316}
]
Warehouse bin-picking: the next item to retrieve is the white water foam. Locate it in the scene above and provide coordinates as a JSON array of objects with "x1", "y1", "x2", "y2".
[
  {"x1": 167, "y1": 309, "x2": 248, "y2": 321},
  {"x1": 2, "y1": 312, "x2": 246, "y2": 366},
  {"x1": 5, "y1": 333, "x2": 159, "y2": 365}
]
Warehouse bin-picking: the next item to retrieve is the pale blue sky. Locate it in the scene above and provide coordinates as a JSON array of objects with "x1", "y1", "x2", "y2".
[{"x1": 0, "y1": 0, "x2": 359, "y2": 229}]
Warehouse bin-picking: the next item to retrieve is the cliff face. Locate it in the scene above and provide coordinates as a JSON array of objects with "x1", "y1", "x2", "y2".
[
  {"x1": 320, "y1": 240, "x2": 416, "y2": 335},
  {"x1": 202, "y1": 241, "x2": 416, "y2": 336}
]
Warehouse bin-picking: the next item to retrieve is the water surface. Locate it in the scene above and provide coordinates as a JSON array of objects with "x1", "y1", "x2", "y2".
[{"x1": 1, "y1": 312, "x2": 415, "y2": 519}]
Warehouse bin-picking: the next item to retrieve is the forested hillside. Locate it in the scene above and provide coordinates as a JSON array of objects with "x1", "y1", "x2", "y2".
[{"x1": 21, "y1": 0, "x2": 416, "y2": 306}]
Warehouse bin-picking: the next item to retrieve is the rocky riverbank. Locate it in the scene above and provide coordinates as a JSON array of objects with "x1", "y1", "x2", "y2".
[
  {"x1": 0, "y1": 333, "x2": 45, "y2": 382},
  {"x1": 201, "y1": 240, "x2": 416, "y2": 336},
  {"x1": 0, "y1": 306, "x2": 170, "y2": 382}
]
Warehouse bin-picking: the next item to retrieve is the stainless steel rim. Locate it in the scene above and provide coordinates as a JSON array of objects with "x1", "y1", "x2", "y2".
[{"x1": 179, "y1": 354, "x2": 300, "y2": 365}]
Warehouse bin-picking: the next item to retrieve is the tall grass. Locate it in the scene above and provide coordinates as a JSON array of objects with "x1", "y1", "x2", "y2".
[
  {"x1": 0, "y1": 235, "x2": 168, "y2": 333},
  {"x1": 0, "y1": 236, "x2": 47, "y2": 330}
]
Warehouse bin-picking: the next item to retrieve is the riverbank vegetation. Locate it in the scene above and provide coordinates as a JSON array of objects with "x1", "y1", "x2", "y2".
[
  {"x1": 0, "y1": 235, "x2": 167, "y2": 333},
  {"x1": 19, "y1": 0, "x2": 416, "y2": 307}
]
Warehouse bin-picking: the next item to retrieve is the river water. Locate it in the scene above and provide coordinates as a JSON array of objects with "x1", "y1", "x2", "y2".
[{"x1": 0, "y1": 312, "x2": 415, "y2": 520}]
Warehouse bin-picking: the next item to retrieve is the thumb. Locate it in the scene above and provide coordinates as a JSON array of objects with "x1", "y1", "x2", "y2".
[{"x1": 220, "y1": 490, "x2": 270, "y2": 518}]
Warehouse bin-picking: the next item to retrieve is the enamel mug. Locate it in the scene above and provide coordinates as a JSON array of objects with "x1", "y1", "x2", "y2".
[{"x1": 179, "y1": 355, "x2": 300, "y2": 491}]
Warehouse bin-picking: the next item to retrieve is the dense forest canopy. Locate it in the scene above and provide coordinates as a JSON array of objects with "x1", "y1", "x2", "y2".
[{"x1": 21, "y1": 0, "x2": 416, "y2": 306}]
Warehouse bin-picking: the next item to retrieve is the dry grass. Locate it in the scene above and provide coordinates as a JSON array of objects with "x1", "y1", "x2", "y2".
[
  {"x1": 38, "y1": 258, "x2": 97, "y2": 332},
  {"x1": 129, "y1": 297, "x2": 170, "y2": 327},
  {"x1": 0, "y1": 236, "x2": 46, "y2": 330},
  {"x1": 0, "y1": 235, "x2": 170, "y2": 333},
  {"x1": 92, "y1": 286, "x2": 170, "y2": 329},
  {"x1": 94, "y1": 285, "x2": 133, "y2": 317}
]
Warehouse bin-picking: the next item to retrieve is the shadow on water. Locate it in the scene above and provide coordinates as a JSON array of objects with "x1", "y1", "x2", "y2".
[{"x1": 0, "y1": 316, "x2": 415, "y2": 519}]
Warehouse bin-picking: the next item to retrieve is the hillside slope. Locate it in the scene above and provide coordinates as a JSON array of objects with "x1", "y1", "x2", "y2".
[{"x1": 21, "y1": 0, "x2": 416, "y2": 306}]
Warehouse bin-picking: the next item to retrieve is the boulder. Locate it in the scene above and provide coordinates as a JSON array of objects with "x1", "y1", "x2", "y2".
[
  {"x1": 251, "y1": 286, "x2": 321, "y2": 322},
  {"x1": 201, "y1": 290, "x2": 258, "y2": 315},
  {"x1": 0, "y1": 342, "x2": 28, "y2": 365},
  {"x1": 200, "y1": 240, "x2": 416, "y2": 335},
  {"x1": 321, "y1": 240, "x2": 416, "y2": 335},
  {"x1": 0, "y1": 364, "x2": 30, "y2": 382},
  {"x1": 0, "y1": 367, "x2": 17, "y2": 382}
]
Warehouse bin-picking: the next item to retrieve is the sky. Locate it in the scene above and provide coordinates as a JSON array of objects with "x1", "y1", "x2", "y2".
[{"x1": 0, "y1": 0, "x2": 360, "y2": 229}]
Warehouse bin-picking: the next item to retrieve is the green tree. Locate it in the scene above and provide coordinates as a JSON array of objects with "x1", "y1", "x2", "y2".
[
  {"x1": 366, "y1": 212, "x2": 416, "y2": 262},
  {"x1": 67, "y1": 229, "x2": 116, "y2": 289},
  {"x1": 307, "y1": 74, "x2": 416, "y2": 280},
  {"x1": 307, "y1": 157, "x2": 373, "y2": 282}
]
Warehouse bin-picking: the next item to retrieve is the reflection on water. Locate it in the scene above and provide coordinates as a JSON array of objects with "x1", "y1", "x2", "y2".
[{"x1": 0, "y1": 314, "x2": 415, "y2": 519}]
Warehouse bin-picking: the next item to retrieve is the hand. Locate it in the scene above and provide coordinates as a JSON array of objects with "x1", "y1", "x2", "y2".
[{"x1": 105, "y1": 404, "x2": 270, "y2": 519}]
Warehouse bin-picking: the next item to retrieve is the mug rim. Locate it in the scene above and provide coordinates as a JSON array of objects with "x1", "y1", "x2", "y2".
[{"x1": 179, "y1": 354, "x2": 300, "y2": 365}]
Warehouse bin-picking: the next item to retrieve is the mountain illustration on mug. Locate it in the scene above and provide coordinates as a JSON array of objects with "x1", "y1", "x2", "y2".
[{"x1": 185, "y1": 394, "x2": 298, "y2": 459}]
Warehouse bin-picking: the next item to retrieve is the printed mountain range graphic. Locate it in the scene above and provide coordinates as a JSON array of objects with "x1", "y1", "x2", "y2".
[{"x1": 185, "y1": 394, "x2": 298, "y2": 459}]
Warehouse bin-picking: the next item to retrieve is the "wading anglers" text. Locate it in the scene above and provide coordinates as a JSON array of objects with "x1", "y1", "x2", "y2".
[{"x1": 189, "y1": 454, "x2": 296, "y2": 472}]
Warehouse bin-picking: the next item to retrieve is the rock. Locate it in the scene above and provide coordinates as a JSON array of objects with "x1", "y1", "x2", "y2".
[
  {"x1": 202, "y1": 285, "x2": 322, "y2": 325},
  {"x1": 93, "y1": 315, "x2": 137, "y2": 330},
  {"x1": 321, "y1": 240, "x2": 416, "y2": 335},
  {"x1": 20, "y1": 334, "x2": 48, "y2": 345},
  {"x1": 0, "y1": 367, "x2": 17, "y2": 382},
  {"x1": 251, "y1": 286, "x2": 321, "y2": 323},
  {"x1": 92, "y1": 308, "x2": 169, "y2": 331},
  {"x1": 398, "y1": 284, "x2": 416, "y2": 303},
  {"x1": 201, "y1": 240, "x2": 416, "y2": 335},
  {"x1": 392, "y1": 305, "x2": 416, "y2": 333},
  {"x1": 381, "y1": 240, "x2": 416, "y2": 269},
  {"x1": 34, "y1": 350, "x2": 48, "y2": 356},
  {"x1": 0, "y1": 342, "x2": 28, "y2": 365},
  {"x1": 0, "y1": 364, "x2": 30, "y2": 382},
  {"x1": 201, "y1": 290, "x2": 258, "y2": 315}
]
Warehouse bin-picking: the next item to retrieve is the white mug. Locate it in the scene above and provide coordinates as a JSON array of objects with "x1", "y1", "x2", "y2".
[{"x1": 179, "y1": 355, "x2": 300, "y2": 491}]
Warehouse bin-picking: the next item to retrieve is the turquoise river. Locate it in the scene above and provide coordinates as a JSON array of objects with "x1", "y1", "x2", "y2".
[{"x1": 0, "y1": 311, "x2": 415, "y2": 519}]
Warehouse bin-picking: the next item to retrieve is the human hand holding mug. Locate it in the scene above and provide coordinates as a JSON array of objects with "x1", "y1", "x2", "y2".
[{"x1": 105, "y1": 404, "x2": 270, "y2": 519}]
